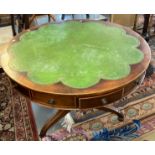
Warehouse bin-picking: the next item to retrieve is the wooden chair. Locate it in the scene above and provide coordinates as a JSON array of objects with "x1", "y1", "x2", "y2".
[
  {"x1": 29, "y1": 14, "x2": 55, "y2": 26},
  {"x1": 11, "y1": 14, "x2": 56, "y2": 36}
]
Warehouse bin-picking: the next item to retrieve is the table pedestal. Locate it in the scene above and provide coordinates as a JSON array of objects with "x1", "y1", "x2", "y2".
[
  {"x1": 13, "y1": 72, "x2": 145, "y2": 138},
  {"x1": 40, "y1": 110, "x2": 69, "y2": 138},
  {"x1": 39, "y1": 106, "x2": 124, "y2": 138}
]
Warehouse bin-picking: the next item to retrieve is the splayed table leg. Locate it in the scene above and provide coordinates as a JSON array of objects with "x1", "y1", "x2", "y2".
[
  {"x1": 97, "y1": 106, "x2": 124, "y2": 121},
  {"x1": 40, "y1": 110, "x2": 70, "y2": 138}
]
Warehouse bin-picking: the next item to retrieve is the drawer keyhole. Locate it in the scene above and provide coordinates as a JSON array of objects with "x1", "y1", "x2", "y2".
[
  {"x1": 101, "y1": 98, "x2": 107, "y2": 105},
  {"x1": 48, "y1": 98, "x2": 55, "y2": 104}
]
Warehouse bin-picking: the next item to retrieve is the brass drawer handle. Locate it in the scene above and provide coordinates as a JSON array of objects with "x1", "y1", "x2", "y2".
[
  {"x1": 48, "y1": 98, "x2": 55, "y2": 104},
  {"x1": 101, "y1": 98, "x2": 108, "y2": 105}
]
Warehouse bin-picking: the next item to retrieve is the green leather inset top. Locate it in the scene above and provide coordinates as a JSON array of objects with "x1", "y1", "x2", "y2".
[{"x1": 8, "y1": 21, "x2": 144, "y2": 88}]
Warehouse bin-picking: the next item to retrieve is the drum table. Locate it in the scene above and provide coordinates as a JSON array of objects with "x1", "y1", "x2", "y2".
[{"x1": 0, "y1": 20, "x2": 151, "y2": 138}]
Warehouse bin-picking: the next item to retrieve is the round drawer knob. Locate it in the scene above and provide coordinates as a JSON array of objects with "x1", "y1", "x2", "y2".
[
  {"x1": 101, "y1": 98, "x2": 107, "y2": 105},
  {"x1": 48, "y1": 98, "x2": 55, "y2": 104}
]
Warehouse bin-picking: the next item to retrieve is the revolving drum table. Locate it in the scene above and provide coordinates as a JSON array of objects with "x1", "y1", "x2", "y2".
[{"x1": 0, "y1": 20, "x2": 151, "y2": 138}]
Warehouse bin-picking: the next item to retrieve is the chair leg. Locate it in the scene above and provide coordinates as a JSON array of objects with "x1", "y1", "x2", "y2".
[
  {"x1": 72, "y1": 14, "x2": 74, "y2": 19},
  {"x1": 29, "y1": 15, "x2": 36, "y2": 27},
  {"x1": 133, "y1": 14, "x2": 138, "y2": 31},
  {"x1": 142, "y1": 14, "x2": 150, "y2": 42},
  {"x1": 86, "y1": 14, "x2": 89, "y2": 19},
  {"x1": 48, "y1": 14, "x2": 56, "y2": 22},
  {"x1": 10, "y1": 14, "x2": 16, "y2": 36},
  {"x1": 61, "y1": 14, "x2": 65, "y2": 20},
  {"x1": 23, "y1": 14, "x2": 30, "y2": 29}
]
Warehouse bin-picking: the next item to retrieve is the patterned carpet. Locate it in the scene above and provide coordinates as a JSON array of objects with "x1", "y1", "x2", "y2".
[
  {"x1": 0, "y1": 73, "x2": 38, "y2": 140},
  {"x1": 2, "y1": 70, "x2": 155, "y2": 141},
  {"x1": 134, "y1": 114, "x2": 155, "y2": 141},
  {"x1": 43, "y1": 96, "x2": 155, "y2": 141}
]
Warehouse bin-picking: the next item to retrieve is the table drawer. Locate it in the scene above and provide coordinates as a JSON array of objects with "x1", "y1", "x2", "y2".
[
  {"x1": 78, "y1": 89, "x2": 123, "y2": 109},
  {"x1": 123, "y1": 72, "x2": 145, "y2": 96},
  {"x1": 30, "y1": 91, "x2": 76, "y2": 109},
  {"x1": 123, "y1": 80, "x2": 137, "y2": 96}
]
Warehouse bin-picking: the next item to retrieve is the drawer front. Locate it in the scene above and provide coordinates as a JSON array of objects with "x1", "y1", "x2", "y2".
[
  {"x1": 78, "y1": 89, "x2": 123, "y2": 109},
  {"x1": 31, "y1": 91, "x2": 76, "y2": 109},
  {"x1": 123, "y1": 72, "x2": 145, "y2": 96},
  {"x1": 123, "y1": 81, "x2": 137, "y2": 96}
]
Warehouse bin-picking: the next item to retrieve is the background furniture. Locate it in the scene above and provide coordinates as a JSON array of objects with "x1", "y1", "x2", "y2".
[
  {"x1": 0, "y1": 14, "x2": 11, "y2": 27},
  {"x1": 11, "y1": 14, "x2": 56, "y2": 36},
  {"x1": 110, "y1": 14, "x2": 137, "y2": 28},
  {"x1": 10, "y1": 14, "x2": 109, "y2": 36},
  {"x1": 8, "y1": 14, "x2": 155, "y2": 39},
  {"x1": 61, "y1": 14, "x2": 90, "y2": 20}
]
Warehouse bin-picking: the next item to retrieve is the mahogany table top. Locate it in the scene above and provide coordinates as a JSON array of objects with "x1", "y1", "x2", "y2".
[{"x1": 0, "y1": 20, "x2": 151, "y2": 97}]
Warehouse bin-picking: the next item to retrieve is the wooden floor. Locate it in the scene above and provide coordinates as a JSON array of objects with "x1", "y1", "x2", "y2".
[{"x1": 0, "y1": 26, "x2": 12, "y2": 45}]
